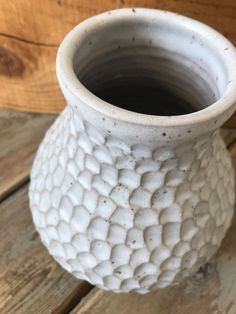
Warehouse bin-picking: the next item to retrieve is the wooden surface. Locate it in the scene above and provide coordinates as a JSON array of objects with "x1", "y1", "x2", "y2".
[
  {"x1": 0, "y1": 111, "x2": 92, "y2": 314},
  {"x1": 0, "y1": 186, "x2": 92, "y2": 314},
  {"x1": 0, "y1": 0, "x2": 236, "y2": 123},
  {"x1": 0, "y1": 111, "x2": 55, "y2": 201},
  {"x1": 1, "y1": 110, "x2": 236, "y2": 313}
]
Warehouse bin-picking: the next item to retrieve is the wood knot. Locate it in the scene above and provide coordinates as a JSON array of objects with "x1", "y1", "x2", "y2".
[{"x1": 0, "y1": 45, "x2": 25, "y2": 77}]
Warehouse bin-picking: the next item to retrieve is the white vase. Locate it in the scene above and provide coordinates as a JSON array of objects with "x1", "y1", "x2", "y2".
[{"x1": 29, "y1": 8, "x2": 236, "y2": 293}]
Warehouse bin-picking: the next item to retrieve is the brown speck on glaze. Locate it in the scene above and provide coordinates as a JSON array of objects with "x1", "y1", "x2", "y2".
[
  {"x1": 187, "y1": 130, "x2": 191, "y2": 133},
  {"x1": 132, "y1": 8, "x2": 136, "y2": 12},
  {"x1": 224, "y1": 47, "x2": 228, "y2": 50},
  {"x1": 162, "y1": 133, "x2": 166, "y2": 137},
  {"x1": 88, "y1": 41, "x2": 92, "y2": 46}
]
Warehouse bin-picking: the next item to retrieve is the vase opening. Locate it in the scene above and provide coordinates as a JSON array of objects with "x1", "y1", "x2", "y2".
[
  {"x1": 73, "y1": 10, "x2": 227, "y2": 116},
  {"x1": 57, "y1": 8, "x2": 236, "y2": 128}
]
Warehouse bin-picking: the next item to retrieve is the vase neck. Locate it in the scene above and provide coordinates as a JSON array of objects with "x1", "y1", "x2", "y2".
[{"x1": 66, "y1": 105, "x2": 219, "y2": 150}]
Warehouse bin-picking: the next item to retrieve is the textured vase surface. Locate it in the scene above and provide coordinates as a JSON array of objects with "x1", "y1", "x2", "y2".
[{"x1": 29, "y1": 9, "x2": 236, "y2": 293}]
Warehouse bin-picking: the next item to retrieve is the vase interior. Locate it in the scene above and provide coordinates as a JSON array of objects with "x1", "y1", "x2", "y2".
[{"x1": 73, "y1": 13, "x2": 226, "y2": 116}]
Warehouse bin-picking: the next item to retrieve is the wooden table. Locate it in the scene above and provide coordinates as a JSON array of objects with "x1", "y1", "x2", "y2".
[{"x1": 1, "y1": 110, "x2": 236, "y2": 314}]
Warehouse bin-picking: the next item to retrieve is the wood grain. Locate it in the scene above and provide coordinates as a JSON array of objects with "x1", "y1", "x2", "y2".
[
  {"x1": 70, "y1": 141, "x2": 236, "y2": 314},
  {"x1": 0, "y1": 185, "x2": 92, "y2": 314},
  {"x1": 0, "y1": 0, "x2": 236, "y2": 119},
  {"x1": 0, "y1": 36, "x2": 64, "y2": 113},
  {"x1": 0, "y1": 0, "x2": 235, "y2": 46},
  {"x1": 0, "y1": 111, "x2": 55, "y2": 201}
]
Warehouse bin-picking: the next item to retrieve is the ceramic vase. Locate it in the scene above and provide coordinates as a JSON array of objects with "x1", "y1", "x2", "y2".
[{"x1": 29, "y1": 8, "x2": 236, "y2": 293}]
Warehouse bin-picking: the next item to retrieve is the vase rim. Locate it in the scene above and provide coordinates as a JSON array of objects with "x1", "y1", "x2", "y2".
[{"x1": 56, "y1": 8, "x2": 236, "y2": 128}]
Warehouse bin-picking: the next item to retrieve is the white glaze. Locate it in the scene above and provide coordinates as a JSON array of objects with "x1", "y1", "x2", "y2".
[{"x1": 29, "y1": 8, "x2": 236, "y2": 293}]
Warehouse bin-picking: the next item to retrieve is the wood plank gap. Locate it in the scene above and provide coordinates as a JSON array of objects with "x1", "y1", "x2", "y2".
[
  {"x1": 0, "y1": 174, "x2": 29, "y2": 203},
  {"x1": 0, "y1": 32, "x2": 58, "y2": 47},
  {"x1": 53, "y1": 282, "x2": 94, "y2": 314}
]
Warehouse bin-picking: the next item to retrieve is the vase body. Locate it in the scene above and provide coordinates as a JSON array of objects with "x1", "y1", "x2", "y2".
[{"x1": 29, "y1": 8, "x2": 236, "y2": 293}]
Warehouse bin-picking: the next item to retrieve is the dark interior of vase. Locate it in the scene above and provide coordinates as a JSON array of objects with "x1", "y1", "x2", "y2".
[
  {"x1": 73, "y1": 17, "x2": 221, "y2": 116},
  {"x1": 92, "y1": 75, "x2": 195, "y2": 116}
]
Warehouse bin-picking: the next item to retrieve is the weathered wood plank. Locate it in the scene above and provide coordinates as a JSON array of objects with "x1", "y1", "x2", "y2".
[
  {"x1": 0, "y1": 184, "x2": 92, "y2": 314},
  {"x1": 0, "y1": 111, "x2": 55, "y2": 201},
  {"x1": 0, "y1": 0, "x2": 236, "y2": 120},
  {"x1": 0, "y1": 0, "x2": 235, "y2": 48},
  {"x1": 0, "y1": 36, "x2": 64, "y2": 113},
  {"x1": 70, "y1": 142, "x2": 236, "y2": 314}
]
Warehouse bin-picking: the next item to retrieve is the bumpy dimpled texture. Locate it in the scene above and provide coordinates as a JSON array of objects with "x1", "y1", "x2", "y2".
[{"x1": 29, "y1": 107, "x2": 235, "y2": 293}]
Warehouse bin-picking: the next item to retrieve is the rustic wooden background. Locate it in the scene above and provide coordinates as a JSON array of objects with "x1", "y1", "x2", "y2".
[{"x1": 0, "y1": 0, "x2": 236, "y2": 122}]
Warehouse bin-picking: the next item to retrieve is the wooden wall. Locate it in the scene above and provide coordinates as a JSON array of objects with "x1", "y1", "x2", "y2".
[{"x1": 0, "y1": 0, "x2": 236, "y2": 115}]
